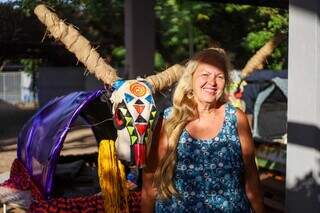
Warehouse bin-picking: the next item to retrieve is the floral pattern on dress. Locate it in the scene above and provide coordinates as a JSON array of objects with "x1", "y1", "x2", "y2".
[{"x1": 155, "y1": 103, "x2": 251, "y2": 213}]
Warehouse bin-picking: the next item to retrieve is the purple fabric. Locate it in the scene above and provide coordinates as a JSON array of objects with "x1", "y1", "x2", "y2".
[{"x1": 17, "y1": 90, "x2": 103, "y2": 199}]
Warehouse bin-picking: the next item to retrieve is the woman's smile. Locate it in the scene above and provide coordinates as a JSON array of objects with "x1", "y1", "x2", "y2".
[{"x1": 202, "y1": 87, "x2": 217, "y2": 95}]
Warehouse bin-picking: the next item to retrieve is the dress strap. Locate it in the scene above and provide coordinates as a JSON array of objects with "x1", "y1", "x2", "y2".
[{"x1": 225, "y1": 102, "x2": 238, "y2": 128}]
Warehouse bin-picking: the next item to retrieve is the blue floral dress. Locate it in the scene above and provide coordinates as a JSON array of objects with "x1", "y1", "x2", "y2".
[{"x1": 155, "y1": 103, "x2": 251, "y2": 212}]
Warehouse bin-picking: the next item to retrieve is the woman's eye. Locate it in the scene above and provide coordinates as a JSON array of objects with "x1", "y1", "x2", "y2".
[{"x1": 218, "y1": 75, "x2": 225, "y2": 79}]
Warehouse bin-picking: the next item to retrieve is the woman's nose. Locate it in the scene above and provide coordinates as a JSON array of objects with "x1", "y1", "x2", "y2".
[{"x1": 208, "y1": 76, "x2": 217, "y2": 85}]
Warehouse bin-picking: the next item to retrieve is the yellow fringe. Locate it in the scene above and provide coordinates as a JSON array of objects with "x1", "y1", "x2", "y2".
[{"x1": 98, "y1": 140, "x2": 129, "y2": 213}]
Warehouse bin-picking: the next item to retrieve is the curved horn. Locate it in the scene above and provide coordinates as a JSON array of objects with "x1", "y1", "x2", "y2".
[
  {"x1": 145, "y1": 64, "x2": 184, "y2": 91},
  {"x1": 241, "y1": 33, "x2": 287, "y2": 78},
  {"x1": 34, "y1": 4, "x2": 118, "y2": 85}
]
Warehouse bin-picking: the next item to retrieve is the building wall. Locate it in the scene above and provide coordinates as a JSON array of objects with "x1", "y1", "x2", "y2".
[
  {"x1": 38, "y1": 67, "x2": 103, "y2": 106},
  {"x1": 286, "y1": 0, "x2": 320, "y2": 211}
]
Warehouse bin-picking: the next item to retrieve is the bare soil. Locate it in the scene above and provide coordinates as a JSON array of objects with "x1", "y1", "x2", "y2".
[{"x1": 0, "y1": 100, "x2": 98, "y2": 174}]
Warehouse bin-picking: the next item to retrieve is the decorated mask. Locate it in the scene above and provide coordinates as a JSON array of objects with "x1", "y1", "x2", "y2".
[{"x1": 110, "y1": 78, "x2": 157, "y2": 168}]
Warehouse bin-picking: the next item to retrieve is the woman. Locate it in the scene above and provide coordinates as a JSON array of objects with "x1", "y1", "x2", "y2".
[{"x1": 142, "y1": 48, "x2": 264, "y2": 212}]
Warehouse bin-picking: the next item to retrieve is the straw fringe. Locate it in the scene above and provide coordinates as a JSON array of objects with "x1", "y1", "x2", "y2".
[{"x1": 98, "y1": 140, "x2": 129, "y2": 213}]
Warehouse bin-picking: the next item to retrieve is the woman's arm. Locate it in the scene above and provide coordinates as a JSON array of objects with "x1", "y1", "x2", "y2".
[
  {"x1": 237, "y1": 109, "x2": 265, "y2": 213},
  {"x1": 141, "y1": 118, "x2": 168, "y2": 213}
]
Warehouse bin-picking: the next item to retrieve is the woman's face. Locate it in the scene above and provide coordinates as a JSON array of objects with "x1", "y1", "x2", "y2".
[{"x1": 192, "y1": 62, "x2": 226, "y2": 106}]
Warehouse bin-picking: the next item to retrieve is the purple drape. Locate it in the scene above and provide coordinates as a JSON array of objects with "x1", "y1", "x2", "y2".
[{"x1": 17, "y1": 90, "x2": 103, "y2": 199}]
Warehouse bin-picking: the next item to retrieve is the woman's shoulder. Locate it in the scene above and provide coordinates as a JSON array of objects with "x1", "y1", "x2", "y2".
[
  {"x1": 225, "y1": 102, "x2": 247, "y2": 125},
  {"x1": 225, "y1": 102, "x2": 237, "y2": 114},
  {"x1": 233, "y1": 105, "x2": 250, "y2": 131},
  {"x1": 232, "y1": 104, "x2": 246, "y2": 121}
]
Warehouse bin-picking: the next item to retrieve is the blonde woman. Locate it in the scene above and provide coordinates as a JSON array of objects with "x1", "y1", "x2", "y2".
[{"x1": 142, "y1": 48, "x2": 264, "y2": 212}]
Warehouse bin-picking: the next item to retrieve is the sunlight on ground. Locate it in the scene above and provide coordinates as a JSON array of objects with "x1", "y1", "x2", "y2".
[{"x1": 0, "y1": 128, "x2": 98, "y2": 173}]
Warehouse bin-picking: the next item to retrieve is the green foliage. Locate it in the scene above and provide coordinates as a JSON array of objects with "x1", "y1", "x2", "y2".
[
  {"x1": 154, "y1": 52, "x2": 165, "y2": 71},
  {"x1": 20, "y1": 58, "x2": 41, "y2": 75},
  {"x1": 155, "y1": 1, "x2": 288, "y2": 70},
  {"x1": 239, "y1": 6, "x2": 288, "y2": 70},
  {"x1": 111, "y1": 46, "x2": 165, "y2": 72},
  {"x1": 155, "y1": 0, "x2": 213, "y2": 63},
  {"x1": 244, "y1": 31, "x2": 274, "y2": 51},
  {"x1": 20, "y1": 58, "x2": 42, "y2": 93},
  {"x1": 12, "y1": 0, "x2": 288, "y2": 71},
  {"x1": 15, "y1": 0, "x2": 124, "y2": 64},
  {"x1": 18, "y1": 0, "x2": 67, "y2": 16},
  {"x1": 111, "y1": 46, "x2": 126, "y2": 68}
]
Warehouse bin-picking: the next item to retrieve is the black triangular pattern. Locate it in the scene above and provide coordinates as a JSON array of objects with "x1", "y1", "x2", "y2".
[
  {"x1": 125, "y1": 109, "x2": 132, "y2": 117},
  {"x1": 117, "y1": 100, "x2": 127, "y2": 117},
  {"x1": 119, "y1": 100, "x2": 131, "y2": 117},
  {"x1": 135, "y1": 99, "x2": 144, "y2": 104},
  {"x1": 118, "y1": 100, "x2": 126, "y2": 107},
  {"x1": 135, "y1": 114, "x2": 147, "y2": 123}
]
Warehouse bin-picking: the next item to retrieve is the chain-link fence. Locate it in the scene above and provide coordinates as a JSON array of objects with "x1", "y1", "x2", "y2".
[{"x1": 0, "y1": 72, "x2": 36, "y2": 104}]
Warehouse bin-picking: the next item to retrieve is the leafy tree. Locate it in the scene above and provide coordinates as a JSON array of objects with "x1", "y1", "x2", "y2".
[
  {"x1": 15, "y1": 0, "x2": 124, "y2": 61},
  {"x1": 155, "y1": 0, "x2": 214, "y2": 64},
  {"x1": 155, "y1": 1, "x2": 288, "y2": 70},
  {"x1": 5, "y1": 0, "x2": 288, "y2": 71}
]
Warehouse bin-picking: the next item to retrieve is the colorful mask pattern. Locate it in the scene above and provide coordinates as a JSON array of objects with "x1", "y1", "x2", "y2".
[{"x1": 110, "y1": 78, "x2": 157, "y2": 168}]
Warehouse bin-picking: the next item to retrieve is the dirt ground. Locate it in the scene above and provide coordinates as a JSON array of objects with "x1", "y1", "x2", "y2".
[
  {"x1": 0, "y1": 129, "x2": 98, "y2": 174},
  {"x1": 0, "y1": 100, "x2": 98, "y2": 174},
  {"x1": 0, "y1": 101, "x2": 35, "y2": 174},
  {"x1": 0, "y1": 100, "x2": 99, "y2": 212}
]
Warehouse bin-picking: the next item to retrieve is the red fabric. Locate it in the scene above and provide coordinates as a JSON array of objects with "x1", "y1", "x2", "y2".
[
  {"x1": 128, "y1": 191, "x2": 141, "y2": 213},
  {"x1": 29, "y1": 195, "x2": 105, "y2": 213},
  {"x1": 1, "y1": 159, "x2": 142, "y2": 212},
  {"x1": 0, "y1": 159, "x2": 43, "y2": 201},
  {"x1": 29, "y1": 192, "x2": 141, "y2": 213}
]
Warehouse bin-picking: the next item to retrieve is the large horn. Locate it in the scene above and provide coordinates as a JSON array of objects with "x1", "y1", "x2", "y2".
[
  {"x1": 34, "y1": 4, "x2": 118, "y2": 85},
  {"x1": 241, "y1": 33, "x2": 287, "y2": 78},
  {"x1": 145, "y1": 64, "x2": 184, "y2": 91}
]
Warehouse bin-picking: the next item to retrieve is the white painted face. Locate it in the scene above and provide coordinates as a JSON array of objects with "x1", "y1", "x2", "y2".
[{"x1": 110, "y1": 78, "x2": 157, "y2": 168}]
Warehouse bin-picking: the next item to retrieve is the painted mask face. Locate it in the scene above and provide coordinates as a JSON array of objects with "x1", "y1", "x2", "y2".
[{"x1": 110, "y1": 78, "x2": 157, "y2": 168}]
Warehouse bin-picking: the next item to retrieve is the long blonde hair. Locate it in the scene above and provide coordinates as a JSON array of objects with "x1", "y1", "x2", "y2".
[{"x1": 153, "y1": 48, "x2": 231, "y2": 200}]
